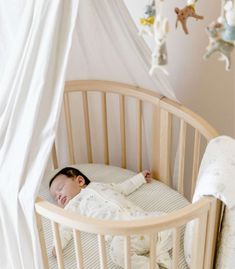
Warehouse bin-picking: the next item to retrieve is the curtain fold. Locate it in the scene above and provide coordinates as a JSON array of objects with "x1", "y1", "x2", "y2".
[{"x1": 0, "y1": 1, "x2": 79, "y2": 268}]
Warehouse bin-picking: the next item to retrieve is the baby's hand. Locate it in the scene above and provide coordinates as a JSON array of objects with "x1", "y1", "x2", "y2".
[{"x1": 142, "y1": 170, "x2": 152, "y2": 183}]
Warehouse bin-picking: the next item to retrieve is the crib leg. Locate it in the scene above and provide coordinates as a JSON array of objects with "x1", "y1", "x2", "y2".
[
  {"x1": 35, "y1": 212, "x2": 50, "y2": 269},
  {"x1": 203, "y1": 198, "x2": 222, "y2": 269}
]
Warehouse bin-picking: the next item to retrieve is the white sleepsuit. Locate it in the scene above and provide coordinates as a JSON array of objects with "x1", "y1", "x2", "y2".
[{"x1": 59, "y1": 173, "x2": 172, "y2": 269}]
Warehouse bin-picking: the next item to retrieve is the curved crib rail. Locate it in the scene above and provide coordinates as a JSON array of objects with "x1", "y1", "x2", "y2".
[
  {"x1": 38, "y1": 80, "x2": 222, "y2": 269},
  {"x1": 35, "y1": 196, "x2": 220, "y2": 269},
  {"x1": 36, "y1": 196, "x2": 210, "y2": 235}
]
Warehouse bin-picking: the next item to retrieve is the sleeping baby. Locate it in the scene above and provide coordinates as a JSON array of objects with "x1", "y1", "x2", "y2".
[{"x1": 49, "y1": 167, "x2": 172, "y2": 269}]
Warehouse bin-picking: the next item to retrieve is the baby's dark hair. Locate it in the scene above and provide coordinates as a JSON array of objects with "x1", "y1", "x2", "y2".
[{"x1": 49, "y1": 167, "x2": 91, "y2": 188}]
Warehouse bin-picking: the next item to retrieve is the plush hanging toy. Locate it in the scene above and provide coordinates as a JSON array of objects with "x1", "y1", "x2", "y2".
[
  {"x1": 139, "y1": 0, "x2": 169, "y2": 75},
  {"x1": 149, "y1": 15, "x2": 169, "y2": 75},
  {"x1": 203, "y1": 0, "x2": 235, "y2": 70},
  {"x1": 221, "y1": 0, "x2": 235, "y2": 41},
  {"x1": 203, "y1": 21, "x2": 234, "y2": 70},
  {"x1": 175, "y1": 0, "x2": 204, "y2": 34},
  {"x1": 139, "y1": 0, "x2": 156, "y2": 37}
]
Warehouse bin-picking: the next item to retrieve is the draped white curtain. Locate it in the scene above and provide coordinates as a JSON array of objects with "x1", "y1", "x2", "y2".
[
  {"x1": 0, "y1": 1, "x2": 79, "y2": 269},
  {"x1": 0, "y1": 1, "x2": 177, "y2": 269}
]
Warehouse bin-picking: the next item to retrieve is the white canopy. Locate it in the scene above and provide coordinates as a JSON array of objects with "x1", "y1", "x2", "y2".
[
  {"x1": 66, "y1": 0, "x2": 176, "y2": 100},
  {"x1": 0, "y1": 1, "x2": 176, "y2": 269}
]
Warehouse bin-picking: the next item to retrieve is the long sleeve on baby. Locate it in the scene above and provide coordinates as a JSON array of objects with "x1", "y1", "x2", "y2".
[{"x1": 112, "y1": 173, "x2": 146, "y2": 196}]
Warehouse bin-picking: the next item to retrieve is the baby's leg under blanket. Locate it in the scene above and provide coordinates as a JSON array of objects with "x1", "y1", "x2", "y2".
[{"x1": 109, "y1": 229, "x2": 172, "y2": 269}]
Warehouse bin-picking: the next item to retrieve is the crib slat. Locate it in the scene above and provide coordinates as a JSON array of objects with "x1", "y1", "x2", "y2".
[
  {"x1": 172, "y1": 227, "x2": 181, "y2": 269},
  {"x1": 64, "y1": 92, "x2": 75, "y2": 164},
  {"x1": 191, "y1": 130, "x2": 201, "y2": 198},
  {"x1": 98, "y1": 234, "x2": 108, "y2": 269},
  {"x1": 82, "y1": 91, "x2": 93, "y2": 163},
  {"x1": 151, "y1": 103, "x2": 161, "y2": 180},
  {"x1": 73, "y1": 230, "x2": 84, "y2": 269},
  {"x1": 159, "y1": 109, "x2": 172, "y2": 186},
  {"x1": 177, "y1": 120, "x2": 187, "y2": 195},
  {"x1": 204, "y1": 199, "x2": 222, "y2": 269},
  {"x1": 51, "y1": 143, "x2": 59, "y2": 169},
  {"x1": 124, "y1": 236, "x2": 131, "y2": 269},
  {"x1": 101, "y1": 92, "x2": 109, "y2": 165},
  {"x1": 51, "y1": 221, "x2": 64, "y2": 269},
  {"x1": 35, "y1": 212, "x2": 49, "y2": 269},
  {"x1": 149, "y1": 234, "x2": 156, "y2": 269},
  {"x1": 191, "y1": 211, "x2": 208, "y2": 269},
  {"x1": 137, "y1": 100, "x2": 143, "y2": 172},
  {"x1": 119, "y1": 95, "x2": 126, "y2": 168}
]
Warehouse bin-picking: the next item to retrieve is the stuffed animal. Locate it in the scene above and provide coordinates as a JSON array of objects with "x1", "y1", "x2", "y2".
[
  {"x1": 149, "y1": 41, "x2": 168, "y2": 75},
  {"x1": 203, "y1": 21, "x2": 234, "y2": 70},
  {"x1": 144, "y1": 1, "x2": 156, "y2": 17},
  {"x1": 139, "y1": 0, "x2": 169, "y2": 75},
  {"x1": 175, "y1": 5, "x2": 204, "y2": 34},
  {"x1": 139, "y1": 1, "x2": 156, "y2": 37},
  {"x1": 149, "y1": 17, "x2": 169, "y2": 75},
  {"x1": 221, "y1": 0, "x2": 235, "y2": 41}
]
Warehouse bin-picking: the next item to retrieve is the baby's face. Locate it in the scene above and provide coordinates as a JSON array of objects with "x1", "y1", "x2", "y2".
[{"x1": 50, "y1": 175, "x2": 84, "y2": 207}]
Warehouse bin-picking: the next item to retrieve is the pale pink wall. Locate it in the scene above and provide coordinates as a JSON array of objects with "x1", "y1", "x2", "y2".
[{"x1": 125, "y1": 0, "x2": 235, "y2": 137}]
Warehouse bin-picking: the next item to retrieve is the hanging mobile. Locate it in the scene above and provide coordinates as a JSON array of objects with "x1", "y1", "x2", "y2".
[
  {"x1": 203, "y1": 0, "x2": 234, "y2": 70},
  {"x1": 175, "y1": 0, "x2": 204, "y2": 34}
]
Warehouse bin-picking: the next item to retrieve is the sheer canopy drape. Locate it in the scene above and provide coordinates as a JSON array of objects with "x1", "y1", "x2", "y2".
[
  {"x1": 0, "y1": 0, "x2": 177, "y2": 269},
  {"x1": 0, "y1": 1, "x2": 78, "y2": 269}
]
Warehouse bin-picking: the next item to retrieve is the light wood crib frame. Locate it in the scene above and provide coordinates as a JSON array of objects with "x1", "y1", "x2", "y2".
[{"x1": 35, "y1": 80, "x2": 222, "y2": 269}]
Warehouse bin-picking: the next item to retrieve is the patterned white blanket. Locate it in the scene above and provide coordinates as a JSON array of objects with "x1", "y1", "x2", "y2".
[{"x1": 185, "y1": 135, "x2": 235, "y2": 268}]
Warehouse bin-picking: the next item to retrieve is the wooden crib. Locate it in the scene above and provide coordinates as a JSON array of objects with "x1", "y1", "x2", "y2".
[{"x1": 35, "y1": 80, "x2": 222, "y2": 269}]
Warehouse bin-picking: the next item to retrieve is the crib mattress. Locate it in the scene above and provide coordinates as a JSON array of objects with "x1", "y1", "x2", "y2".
[{"x1": 39, "y1": 164, "x2": 190, "y2": 269}]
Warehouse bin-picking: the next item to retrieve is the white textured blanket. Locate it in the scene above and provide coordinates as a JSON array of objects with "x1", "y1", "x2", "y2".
[{"x1": 185, "y1": 136, "x2": 235, "y2": 268}]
